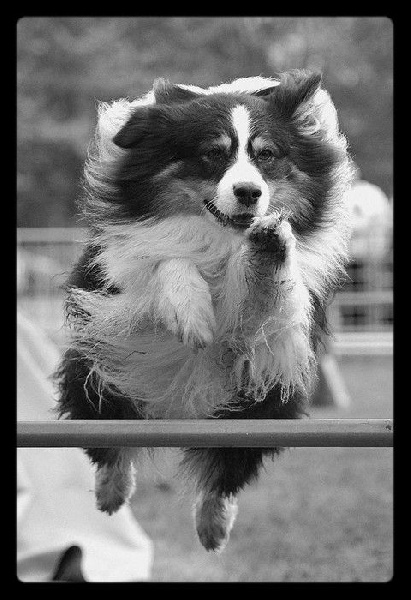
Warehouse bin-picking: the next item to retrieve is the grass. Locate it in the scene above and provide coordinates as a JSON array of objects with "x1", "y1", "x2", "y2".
[{"x1": 130, "y1": 355, "x2": 393, "y2": 582}]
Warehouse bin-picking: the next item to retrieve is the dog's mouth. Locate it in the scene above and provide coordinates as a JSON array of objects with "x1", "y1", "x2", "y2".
[{"x1": 203, "y1": 200, "x2": 255, "y2": 230}]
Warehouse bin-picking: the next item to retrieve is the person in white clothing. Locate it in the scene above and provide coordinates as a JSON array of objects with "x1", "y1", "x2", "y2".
[{"x1": 17, "y1": 310, "x2": 153, "y2": 582}]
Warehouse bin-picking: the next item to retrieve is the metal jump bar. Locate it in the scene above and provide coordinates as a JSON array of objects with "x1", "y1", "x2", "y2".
[{"x1": 17, "y1": 419, "x2": 393, "y2": 448}]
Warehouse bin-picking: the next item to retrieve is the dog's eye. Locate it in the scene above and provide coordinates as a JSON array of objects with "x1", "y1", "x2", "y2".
[
  {"x1": 256, "y1": 147, "x2": 277, "y2": 162},
  {"x1": 202, "y1": 147, "x2": 226, "y2": 162}
]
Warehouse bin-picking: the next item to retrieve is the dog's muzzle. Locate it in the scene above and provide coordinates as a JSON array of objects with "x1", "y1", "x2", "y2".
[{"x1": 203, "y1": 200, "x2": 255, "y2": 229}]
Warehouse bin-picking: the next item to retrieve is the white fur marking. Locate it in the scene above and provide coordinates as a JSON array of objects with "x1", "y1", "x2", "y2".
[{"x1": 231, "y1": 105, "x2": 251, "y2": 157}]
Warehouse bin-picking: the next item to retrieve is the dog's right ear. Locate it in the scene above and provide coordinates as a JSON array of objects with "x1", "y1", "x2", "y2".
[
  {"x1": 112, "y1": 106, "x2": 153, "y2": 149},
  {"x1": 113, "y1": 80, "x2": 203, "y2": 149}
]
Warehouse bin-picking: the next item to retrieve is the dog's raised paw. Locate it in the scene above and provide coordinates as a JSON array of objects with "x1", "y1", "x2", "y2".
[{"x1": 247, "y1": 214, "x2": 295, "y2": 260}]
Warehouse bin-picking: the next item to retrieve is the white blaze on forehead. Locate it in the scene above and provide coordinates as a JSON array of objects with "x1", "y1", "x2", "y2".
[
  {"x1": 213, "y1": 103, "x2": 270, "y2": 219},
  {"x1": 231, "y1": 104, "x2": 251, "y2": 155}
]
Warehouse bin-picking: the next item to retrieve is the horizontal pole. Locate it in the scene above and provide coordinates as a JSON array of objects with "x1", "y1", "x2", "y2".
[{"x1": 17, "y1": 419, "x2": 393, "y2": 448}]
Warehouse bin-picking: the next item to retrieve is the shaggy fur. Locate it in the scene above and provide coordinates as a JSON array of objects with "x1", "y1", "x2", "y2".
[{"x1": 55, "y1": 70, "x2": 354, "y2": 552}]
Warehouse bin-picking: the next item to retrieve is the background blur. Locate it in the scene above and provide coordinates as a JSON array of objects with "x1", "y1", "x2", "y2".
[
  {"x1": 16, "y1": 17, "x2": 393, "y2": 582},
  {"x1": 17, "y1": 16, "x2": 393, "y2": 228}
]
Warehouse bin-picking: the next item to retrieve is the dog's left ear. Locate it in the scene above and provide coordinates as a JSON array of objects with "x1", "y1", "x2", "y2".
[
  {"x1": 260, "y1": 70, "x2": 322, "y2": 118},
  {"x1": 153, "y1": 78, "x2": 203, "y2": 105},
  {"x1": 258, "y1": 70, "x2": 340, "y2": 140}
]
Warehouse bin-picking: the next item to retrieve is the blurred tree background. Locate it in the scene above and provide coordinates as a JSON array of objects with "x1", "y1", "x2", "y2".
[{"x1": 17, "y1": 16, "x2": 393, "y2": 227}]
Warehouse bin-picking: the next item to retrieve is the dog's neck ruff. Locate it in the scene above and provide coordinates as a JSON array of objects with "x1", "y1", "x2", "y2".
[
  {"x1": 93, "y1": 215, "x2": 243, "y2": 290},
  {"x1": 68, "y1": 213, "x2": 314, "y2": 419}
]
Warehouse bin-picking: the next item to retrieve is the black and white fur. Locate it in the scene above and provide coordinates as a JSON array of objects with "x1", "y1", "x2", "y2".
[{"x1": 56, "y1": 71, "x2": 354, "y2": 552}]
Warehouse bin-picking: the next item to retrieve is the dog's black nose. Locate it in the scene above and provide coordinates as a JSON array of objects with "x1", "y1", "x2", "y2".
[{"x1": 233, "y1": 182, "x2": 262, "y2": 207}]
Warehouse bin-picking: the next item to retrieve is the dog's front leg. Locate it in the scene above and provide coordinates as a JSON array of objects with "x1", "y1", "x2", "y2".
[
  {"x1": 236, "y1": 213, "x2": 314, "y2": 397},
  {"x1": 243, "y1": 213, "x2": 304, "y2": 326},
  {"x1": 155, "y1": 258, "x2": 216, "y2": 349}
]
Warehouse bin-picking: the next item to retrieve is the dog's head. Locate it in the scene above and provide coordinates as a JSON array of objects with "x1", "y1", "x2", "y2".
[{"x1": 98, "y1": 71, "x2": 352, "y2": 238}]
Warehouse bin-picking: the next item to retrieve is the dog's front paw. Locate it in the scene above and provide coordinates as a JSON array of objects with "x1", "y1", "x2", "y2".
[
  {"x1": 247, "y1": 213, "x2": 295, "y2": 263},
  {"x1": 156, "y1": 258, "x2": 216, "y2": 349},
  {"x1": 164, "y1": 299, "x2": 216, "y2": 349},
  {"x1": 177, "y1": 312, "x2": 215, "y2": 349}
]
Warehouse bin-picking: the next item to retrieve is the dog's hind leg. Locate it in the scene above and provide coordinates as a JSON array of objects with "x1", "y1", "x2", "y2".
[
  {"x1": 55, "y1": 348, "x2": 143, "y2": 515},
  {"x1": 182, "y1": 388, "x2": 306, "y2": 552},
  {"x1": 194, "y1": 490, "x2": 238, "y2": 553},
  {"x1": 181, "y1": 447, "x2": 269, "y2": 552},
  {"x1": 91, "y1": 447, "x2": 138, "y2": 515}
]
